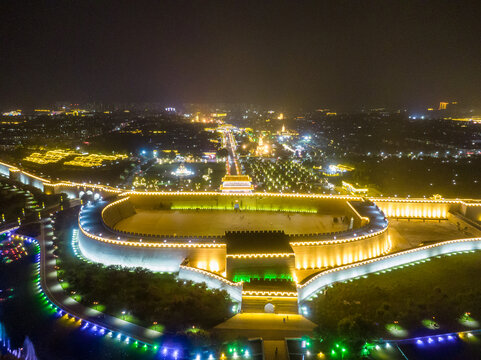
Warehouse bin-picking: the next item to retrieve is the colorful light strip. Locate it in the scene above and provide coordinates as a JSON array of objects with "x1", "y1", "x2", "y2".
[{"x1": 9, "y1": 233, "x2": 161, "y2": 352}]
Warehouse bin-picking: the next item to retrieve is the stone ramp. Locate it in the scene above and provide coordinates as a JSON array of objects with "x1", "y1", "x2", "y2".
[
  {"x1": 214, "y1": 313, "x2": 317, "y2": 341},
  {"x1": 263, "y1": 340, "x2": 288, "y2": 360}
]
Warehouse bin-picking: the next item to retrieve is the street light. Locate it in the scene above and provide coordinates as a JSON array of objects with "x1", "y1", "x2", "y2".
[{"x1": 122, "y1": 310, "x2": 126, "y2": 320}]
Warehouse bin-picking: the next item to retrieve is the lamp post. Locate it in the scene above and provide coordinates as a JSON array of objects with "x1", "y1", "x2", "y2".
[{"x1": 122, "y1": 310, "x2": 126, "y2": 320}]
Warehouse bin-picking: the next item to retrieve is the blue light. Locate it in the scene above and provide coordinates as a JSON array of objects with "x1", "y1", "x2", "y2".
[
  {"x1": 438, "y1": 336, "x2": 444, "y2": 342},
  {"x1": 447, "y1": 335, "x2": 454, "y2": 341},
  {"x1": 416, "y1": 339, "x2": 423, "y2": 345},
  {"x1": 427, "y1": 338, "x2": 434, "y2": 344},
  {"x1": 162, "y1": 347, "x2": 168, "y2": 356}
]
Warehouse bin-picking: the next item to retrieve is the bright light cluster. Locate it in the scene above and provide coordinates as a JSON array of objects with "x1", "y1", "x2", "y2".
[
  {"x1": 23, "y1": 149, "x2": 78, "y2": 164},
  {"x1": 377, "y1": 202, "x2": 449, "y2": 218},
  {"x1": 64, "y1": 153, "x2": 128, "y2": 167}
]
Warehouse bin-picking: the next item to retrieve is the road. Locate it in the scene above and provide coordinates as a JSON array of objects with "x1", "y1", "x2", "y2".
[
  {"x1": 223, "y1": 129, "x2": 241, "y2": 176},
  {"x1": 36, "y1": 217, "x2": 162, "y2": 345}
]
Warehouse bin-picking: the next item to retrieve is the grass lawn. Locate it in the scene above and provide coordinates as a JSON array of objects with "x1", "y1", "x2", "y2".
[{"x1": 309, "y1": 250, "x2": 481, "y2": 347}]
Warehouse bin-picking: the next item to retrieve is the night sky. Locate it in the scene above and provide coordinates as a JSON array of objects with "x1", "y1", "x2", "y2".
[{"x1": 1, "y1": 0, "x2": 480, "y2": 110}]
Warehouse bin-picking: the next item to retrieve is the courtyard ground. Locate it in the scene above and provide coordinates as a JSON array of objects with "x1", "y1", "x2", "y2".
[
  {"x1": 115, "y1": 210, "x2": 347, "y2": 236},
  {"x1": 214, "y1": 313, "x2": 316, "y2": 341},
  {"x1": 389, "y1": 219, "x2": 469, "y2": 252}
]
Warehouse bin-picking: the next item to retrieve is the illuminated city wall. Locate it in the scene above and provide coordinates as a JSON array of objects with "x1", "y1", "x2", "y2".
[
  {"x1": 98, "y1": 194, "x2": 383, "y2": 284},
  {"x1": 297, "y1": 237, "x2": 481, "y2": 303},
  {"x1": 13, "y1": 171, "x2": 45, "y2": 192},
  {"x1": 374, "y1": 199, "x2": 453, "y2": 219},
  {"x1": 101, "y1": 197, "x2": 136, "y2": 228},
  {"x1": 461, "y1": 203, "x2": 481, "y2": 223},
  {"x1": 78, "y1": 228, "x2": 227, "y2": 273},
  {"x1": 178, "y1": 265, "x2": 243, "y2": 304},
  {"x1": 291, "y1": 230, "x2": 391, "y2": 281},
  {"x1": 125, "y1": 192, "x2": 355, "y2": 215},
  {"x1": 0, "y1": 161, "x2": 11, "y2": 177},
  {"x1": 50, "y1": 183, "x2": 121, "y2": 199}
]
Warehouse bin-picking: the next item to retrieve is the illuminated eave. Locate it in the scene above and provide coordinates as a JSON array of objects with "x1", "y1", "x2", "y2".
[{"x1": 226, "y1": 253, "x2": 294, "y2": 259}]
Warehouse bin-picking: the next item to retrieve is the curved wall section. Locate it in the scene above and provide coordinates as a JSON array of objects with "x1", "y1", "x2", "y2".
[
  {"x1": 292, "y1": 229, "x2": 390, "y2": 279},
  {"x1": 0, "y1": 161, "x2": 11, "y2": 177},
  {"x1": 78, "y1": 228, "x2": 226, "y2": 273},
  {"x1": 290, "y1": 200, "x2": 391, "y2": 280},
  {"x1": 297, "y1": 237, "x2": 481, "y2": 303},
  {"x1": 178, "y1": 265, "x2": 243, "y2": 304},
  {"x1": 14, "y1": 171, "x2": 45, "y2": 192}
]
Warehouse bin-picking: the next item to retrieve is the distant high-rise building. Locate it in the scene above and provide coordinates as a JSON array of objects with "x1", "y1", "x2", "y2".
[{"x1": 439, "y1": 102, "x2": 449, "y2": 110}]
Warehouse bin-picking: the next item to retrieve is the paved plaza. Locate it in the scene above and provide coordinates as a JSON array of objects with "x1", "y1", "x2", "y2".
[
  {"x1": 389, "y1": 219, "x2": 469, "y2": 251},
  {"x1": 214, "y1": 313, "x2": 317, "y2": 340}
]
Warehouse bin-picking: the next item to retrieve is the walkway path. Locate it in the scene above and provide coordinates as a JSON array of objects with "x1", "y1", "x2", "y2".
[
  {"x1": 38, "y1": 219, "x2": 162, "y2": 345},
  {"x1": 214, "y1": 313, "x2": 316, "y2": 339},
  {"x1": 263, "y1": 340, "x2": 287, "y2": 360},
  {"x1": 215, "y1": 313, "x2": 316, "y2": 360}
]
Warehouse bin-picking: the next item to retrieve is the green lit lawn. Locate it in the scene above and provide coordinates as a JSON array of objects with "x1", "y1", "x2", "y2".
[{"x1": 309, "y1": 251, "x2": 481, "y2": 355}]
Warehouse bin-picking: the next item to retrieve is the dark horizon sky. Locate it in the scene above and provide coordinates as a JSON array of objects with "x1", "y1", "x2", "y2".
[{"x1": 1, "y1": 0, "x2": 481, "y2": 111}]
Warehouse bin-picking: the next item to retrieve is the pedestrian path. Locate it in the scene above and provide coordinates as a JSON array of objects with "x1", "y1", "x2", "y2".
[
  {"x1": 214, "y1": 313, "x2": 316, "y2": 341},
  {"x1": 38, "y1": 220, "x2": 162, "y2": 345},
  {"x1": 263, "y1": 340, "x2": 288, "y2": 360}
]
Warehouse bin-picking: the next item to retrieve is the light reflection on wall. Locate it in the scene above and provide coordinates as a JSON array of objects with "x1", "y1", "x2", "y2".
[
  {"x1": 292, "y1": 232, "x2": 391, "y2": 280},
  {"x1": 375, "y1": 201, "x2": 450, "y2": 219}
]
